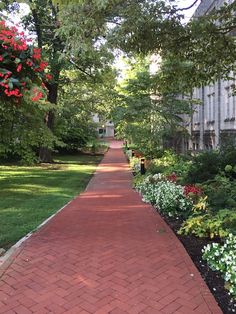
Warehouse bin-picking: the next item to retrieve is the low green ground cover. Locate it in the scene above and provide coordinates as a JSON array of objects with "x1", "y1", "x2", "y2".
[{"x1": 0, "y1": 154, "x2": 102, "y2": 249}]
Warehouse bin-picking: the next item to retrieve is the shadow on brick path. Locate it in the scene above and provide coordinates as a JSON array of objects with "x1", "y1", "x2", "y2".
[{"x1": 0, "y1": 141, "x2": 222, "y2": 313}]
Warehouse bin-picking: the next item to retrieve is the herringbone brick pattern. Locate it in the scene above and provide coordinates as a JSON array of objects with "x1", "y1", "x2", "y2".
[{"x1": 0, "y1": 141, "x2": 222, "y2": 313}]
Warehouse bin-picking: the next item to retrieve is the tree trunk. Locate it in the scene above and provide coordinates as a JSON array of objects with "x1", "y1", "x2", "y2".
[{"x1": 39, "y1": 83, "x2": 58, "y2": 163}]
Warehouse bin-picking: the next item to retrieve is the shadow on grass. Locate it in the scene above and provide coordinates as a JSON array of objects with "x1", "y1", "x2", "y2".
[{"x1": 0, "y1": 154, "x2": 102, "y2": 249}]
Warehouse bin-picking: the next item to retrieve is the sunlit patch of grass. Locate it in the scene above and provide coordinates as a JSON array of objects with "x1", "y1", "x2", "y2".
[{"x1": 0, "y1": 154, "x2": 102, "y2": 249}]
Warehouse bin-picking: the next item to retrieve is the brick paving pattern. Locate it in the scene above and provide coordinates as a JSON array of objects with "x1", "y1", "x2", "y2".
[{"x1": 0, "y1": 141, "x2": 222, "y2": 313}]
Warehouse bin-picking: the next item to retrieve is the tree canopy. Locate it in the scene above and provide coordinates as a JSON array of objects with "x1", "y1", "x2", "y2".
[{"x1": 1, "y1": 0, "x2": 236, "y2": 161}]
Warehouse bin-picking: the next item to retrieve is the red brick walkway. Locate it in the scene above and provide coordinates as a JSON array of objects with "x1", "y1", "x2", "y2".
[{"x1": 0, "y1": 141, "x2": 222, "y2": 314}]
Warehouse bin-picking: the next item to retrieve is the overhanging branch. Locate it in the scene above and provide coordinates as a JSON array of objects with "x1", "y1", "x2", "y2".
[
  {"x1": 177, "y1": 0, "x2": 199, "y2": 12},
  {"x1": 69, "y1": 58, "x2": 95, "y2": 79}
]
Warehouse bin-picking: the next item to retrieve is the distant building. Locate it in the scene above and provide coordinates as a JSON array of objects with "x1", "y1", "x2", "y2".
[{"x1": 92, "y1": 113, "x2": 115, "y2": 138}]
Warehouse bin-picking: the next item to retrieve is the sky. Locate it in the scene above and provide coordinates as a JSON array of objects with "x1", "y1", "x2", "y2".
[{"x1": 176, "y1": 0, "x2": 201, "y2": 21}]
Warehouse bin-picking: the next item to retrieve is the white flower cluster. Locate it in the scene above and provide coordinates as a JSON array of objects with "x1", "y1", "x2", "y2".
[
  {"x1": 203, "y1": 234, "x2": 236, "y2": 298},
  {"x1": 136, "y1": 174, "x2": 192, "y2": 217},
  {"x1": 146, "y1": 173, "x2": 164, "y2": 183}
]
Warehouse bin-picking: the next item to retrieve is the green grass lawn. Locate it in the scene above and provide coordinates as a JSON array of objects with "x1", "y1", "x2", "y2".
[{"x1": 0, "y1": 154, "x2": 102, "y2": 250}]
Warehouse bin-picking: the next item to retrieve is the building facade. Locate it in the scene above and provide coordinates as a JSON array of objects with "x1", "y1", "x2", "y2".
[
  {"x1": 92, "y1": 113, "x2": 115, "y2": 138},
  {"x1": 185, "y1": 0, "x2": 236, "y2": 152}
]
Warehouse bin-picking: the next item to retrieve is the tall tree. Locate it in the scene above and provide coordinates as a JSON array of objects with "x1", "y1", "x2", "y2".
[
  {"x1": 113, "y1": 56, "x2": 192, "y2": 157},
  {"x1": 20, "y1": 0, "x2": 63, "y2": 161},
  {"x1": 1, "y1": 0, "x2": 115, "y2": 162},
  {"x1": 55, "y1": 0, "x2": 236, "y2": 87}
]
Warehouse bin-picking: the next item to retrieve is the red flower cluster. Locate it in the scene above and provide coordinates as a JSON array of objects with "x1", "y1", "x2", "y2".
[
  {"x1": 31, "y1": 88, "x2": 43, "y2": 102},
  {"x1": 32, "y1": 48, "x2": 41, "y2": 60},
  {"x1": 4, "y1": 88, "x2": 23, "y2": 97},
  {"x1": 0, "y1": 21, "x2": 28, "y2": 51},
  {"x1": 34, "y1": 61, "x2": 48, "y2": 73},
  {"x1": 184, "y1": 185, "x2": 202, "y2": 197},
  {"x1": 166, "y1": 173, "x2": 177, "y2": 182},
  {"x1": 0, "y1": 20, "x2": 52, "y2": 103}
]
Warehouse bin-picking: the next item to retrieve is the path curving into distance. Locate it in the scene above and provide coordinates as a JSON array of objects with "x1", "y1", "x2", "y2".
[{"x1": 0, "y1": 141, "x2": 222, "y2": 313}]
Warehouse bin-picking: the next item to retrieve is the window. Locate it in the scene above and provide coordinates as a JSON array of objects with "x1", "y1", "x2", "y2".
[
  {"x1": 230, "y1": 84, "x2": 236, "y2": 118},
  {"x1": 225, "y1": 87, "x2": 230, "y2": 119},
  {"x1": 206, "y1": 85, "x2": 215, "y2": 122},
  {"x1": 224, "y1": 84, "x2": 236, "y2": 120},
  {"x1": 233, "y1": 96, "x2": 236, "y2": 118}
]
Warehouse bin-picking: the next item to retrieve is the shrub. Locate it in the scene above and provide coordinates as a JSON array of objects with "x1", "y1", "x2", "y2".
[
  {"x1": 146, "y1": 150, "x2": 178, "y2": 174},
  {"x1": 225, "y1": 165, "x2": 233, "y2": 173},
  {"x1": 201, "y1": 175, "x2": 236, "y2": 211},
  {"x1": 178, "y1": 209, "x2": 236, "y2": 239},
  {"x1": 220, "y1": 144, "x2": 236, "y2": 170},
  {"x1": 147, "y1": 151, "x2": 191, "y2": 184},
  {"x1": 202, "y1": 234, "x2": 236, "y2": 298},
  {"x1": 187, "y1": 150, "x2": 221, "y2": 183}
]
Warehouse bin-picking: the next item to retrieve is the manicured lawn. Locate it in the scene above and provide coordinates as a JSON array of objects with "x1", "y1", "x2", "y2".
[{"x1": 0, "y1": 154, "x2": 102, "y2": 249}]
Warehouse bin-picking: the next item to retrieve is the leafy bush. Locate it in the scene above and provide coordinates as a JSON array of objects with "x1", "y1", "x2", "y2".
[
  {"x1": 201, "y1": 175, "x2": 236, "y2": 211},
  {"x1": 187, "y1": 145, "x2": 236, "y2": 183},
  {"x1": 147, "y1": 150, "x2": 191, "y2": 184},
  {"x1": 220, "y1": 144, "x2": 236, "y2": 170},
  {"x1": 147, "y1": 150, "x2": 178, "y2": 174},
  {"x1": 187, "y1": 150, "x2": 221, "y2": 183},
  {"x1": 203, "y1": 234, "x2": 236, "y2": 298},
  {"x1": 136, "y1": 175, "x2": 193, "y2": 217},
  {"x1": 178, "y1": 209, "x2": 236, "y2": 239},
  {"x1": 0, "y1": 101, "x2": 58, "y2": 164}
]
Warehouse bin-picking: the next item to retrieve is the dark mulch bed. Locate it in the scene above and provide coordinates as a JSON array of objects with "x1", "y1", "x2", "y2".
[{"x1": 160, "y1": 214, "x2": 236, "y2": 314}]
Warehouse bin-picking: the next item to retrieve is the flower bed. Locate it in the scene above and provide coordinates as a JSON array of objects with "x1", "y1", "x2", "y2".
[
  {"x1": 136, "y1": 174, "x2": 193, "y2": 217},
  {"x1": 129, "y1": 148, "x2": 236, "y2": 313}
]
